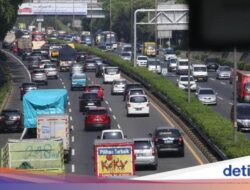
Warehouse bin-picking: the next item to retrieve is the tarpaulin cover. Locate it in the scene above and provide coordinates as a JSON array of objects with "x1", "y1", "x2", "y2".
[
  {"x1": 23, "y1": 89, "x2": 68, "y2": 128},
  {"x1": 59, "y1": 45, "x2": 76, "y2": 61}
]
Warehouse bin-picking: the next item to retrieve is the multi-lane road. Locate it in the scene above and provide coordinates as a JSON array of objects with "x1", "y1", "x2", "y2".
[{"x1": 0, "y1": 50, "x2": 208, "y2": 176}]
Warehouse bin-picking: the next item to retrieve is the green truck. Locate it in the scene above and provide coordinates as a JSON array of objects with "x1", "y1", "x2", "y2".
[{"x1": 0, "y1": 139, "x2": 65, "y2": 173}]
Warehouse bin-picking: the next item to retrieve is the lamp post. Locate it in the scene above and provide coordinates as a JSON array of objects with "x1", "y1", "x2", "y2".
[{"x1": 90, "y1": 0, "x2": 93, "y2": 46}]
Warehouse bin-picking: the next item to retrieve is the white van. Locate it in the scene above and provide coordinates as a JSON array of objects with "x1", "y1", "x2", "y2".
[
  {"x1": 103, "y1": 67, "x2": 121, "y2": 83},
  {"x1": 176, "y1": 58, "x2": 189, "y2": 75},
  {"x1": 191, "y1": 64, "x2": 208, "y2": 82}
]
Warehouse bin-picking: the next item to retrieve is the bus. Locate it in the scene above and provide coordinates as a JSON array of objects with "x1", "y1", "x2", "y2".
[
  {"x1": 31, "y1": 31, "x2": 46, "y2": 50},
  {"x1": 96, "y1": 31, "x2": 118, "y2": 50}
]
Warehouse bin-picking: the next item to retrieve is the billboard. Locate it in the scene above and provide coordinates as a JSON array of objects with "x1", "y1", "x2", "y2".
[
  {"x1": 18, "y1": 3, "x2": 87, "y2": 16},
  {"x1": 96, "y1": 146, "x2": 134, "y2": 177}
]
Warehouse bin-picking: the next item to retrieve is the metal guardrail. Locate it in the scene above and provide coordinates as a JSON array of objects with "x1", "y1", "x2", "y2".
[{"x1": 105, "y1": 59, "x2": 228, "y2": 161}]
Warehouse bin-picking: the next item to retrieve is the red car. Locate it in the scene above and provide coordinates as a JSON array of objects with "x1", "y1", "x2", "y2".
[
  {"x1": 85, "y1": 107, "x2": 111, "y2": 131},
  {"x1": 85, "y1": 85, "x2": 104, "y2": 100}
]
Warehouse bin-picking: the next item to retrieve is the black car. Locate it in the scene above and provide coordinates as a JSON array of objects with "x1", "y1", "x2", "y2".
[
  {"x1": 84, "y1": 59, "x2": 97, "y2": 72},
  {"x1": 0, "y1": 109, "x2": 23, "y2": 133},
  {"x1": 204, "y1": 58, "x2": 219, "y2": 71},
  {"x1": 152, "y1": 127, "x2": 184, "y2": 157},
  {"x1": 20, "y1": 82, "x2": 38, "y2": 100},
  {"x1": 28, "y1": 56, "x2": 41, "y2": 70},
  {"x1": 76, "y1": 52, "x2": 87, "y2": 62},
  {"x1": 79, "y1": 92, "x2": 101, "y2": 112},
  {"x1": 21, "y1": 48, "x2": 32, "y2": 61},
  {"x1": 123, "y1": 83, "x2": 143, "y2": 101},
  {"x1": 95, "y1": 64, "x2": 107, "y2": 78},
  {"x1": 231, "y1": 103, "x2": 250, "y2": 132}
]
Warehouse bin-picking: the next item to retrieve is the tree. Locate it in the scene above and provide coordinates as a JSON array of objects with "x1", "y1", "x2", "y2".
[{"x1": 0, "y1": 0, "x2": 22, "y2": 40}]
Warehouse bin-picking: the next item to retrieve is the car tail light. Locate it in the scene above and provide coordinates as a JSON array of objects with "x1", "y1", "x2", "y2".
[
  {"x1": 86, "y1": 115, "x2": 96, "y2": 123},
  {"x1": 152, "y1": 148, "x2": 156, "y2": 156},
  {"x1": 0, "y1": 116, "x2": 4, "y2": 122},
  {"x1": 20, "y1": 87, "x2": 24, "y2": 92}
]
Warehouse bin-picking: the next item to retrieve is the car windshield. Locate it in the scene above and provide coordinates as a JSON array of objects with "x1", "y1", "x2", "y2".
[
  {"x1": 134, "y1": 141, "x2": 151, "y2": 149},
  {"x1": 105, "y1": 68, "x2": 119, "y2": 74},
  {"x1": 87, "y1": 109, "x2": 107, "y2": 115},
  {"x1": 199, "y1": 89, "x2": 215, "y2": 95},
  {"x1": 179, "y1": 61, "x2": 188, "y2": 66},
  {"x1": 33, "y1": 70, "x2": 45, "y2": 73},
  {"x1": 44, "y1": 64, "x2": 56, "y2": 68},
  {"x1": 165, "y1": 49, "x2": 175, "y2": 54},
  {"x1": 130, "y1": 96, "x2": 147, "y2": 103},
  {"x1": 220, "y1": 67, "x2": 231, "y2": 71},
  {"x1": 114, "y1": 81, "x2": 126, "y2": 85},
  {"x1": 88, "y1": 86, "x2": 100, "y2": 91},
  {"x1": 123, "y1": 47, "x2": 132, "y2": 52},
  {"x1": 206, "y1": 58, "x2": 218, "y2": 64},
  {"x1": 237, "y1": 106, "x2": 250, "y2": 118},
  {"x1": 180, "y1": 77, "x2": 194, "y2": 81},
  {"x1": 138, "y1": 57, "x2": 147, "y2": 60},
  {"x1": 170, "y1": 59, "x2": 177, "y2": 63},
  {"x1": 103, "y1": 132, "x2": 123, "y2": 139},
  {"x1": 72, "y1": 74, "x2": 86, "y2": 79},
  {"x1": 82, "y1": 93, "x2": 98, "y2": 99},
  {"x1": 194, "y1": 67, "x2": 206, "y2": 72},
  {"x1": 148, "y1": 45, "x2": 155, "y2": 50},
  {"x1": 122, "y1": 53, "x2": 131, "y2": 56},
  {"x1": 156, "y1": 129, "x2": 180, "y2": 138},
  {"x1": 130, "y1": 89, "x2": 144, "y2": 95},
  {"x1": 2, "y1": 110, "x2": 19, "y2": 115}
]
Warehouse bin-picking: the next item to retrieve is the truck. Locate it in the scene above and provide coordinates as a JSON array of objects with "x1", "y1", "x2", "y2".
[
  {"x1": 94, "y1": 139, "x2": 135, "y2": 177},
  {"x1": 236, "y1": 70, "x2": 250, "y2": 102},
  {"x1": 143, "y1": 42, "x2": 156, "y2": 57},
  {"x1": 59, "y1": 45, "x2": 76, "y2": 71},
  {"x1": 23, "y1": 89, "x2": 70, "y2": 162},
  {"x1": 17, "y1": 36, "x2": 32, "y2": 56},
  {"x1": 3, "y1": 31, "x2": 16, "y2": 49},
  {"x1": 81, "y1": 31, "x2": 92, "y2": 46},
  {"x1": 0, "y1": 139, "x2": 64, "y2": 173}
]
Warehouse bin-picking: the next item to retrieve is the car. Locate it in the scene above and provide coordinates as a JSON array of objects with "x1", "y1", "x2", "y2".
[
  {"x1": 122, "y1": 44, "x2": 132, "y2": 55},
  {"x1": 84, "y1": 107, "x2": 111, "y2": 131},
  {"x1": 95, "y1": 64, "x2": 107, "y2": 78},
  {"x1": 176, "y1": 58, "x2": 189, "y2": 75},
  {"x1": 126, "y1": 88, "x2": 145, "y2": 101},
  {"x1": 19, "y1": 82, "x2": 37, "y2": 100},
  {"x1": 136, "y1": 55, "x2": 148, "y2": 67},
  {"x1": 231, "y1": 103, "x2": 250, "y2": 132},
  {"x1": 176, "y1": 75, "x2": 197, "y2": 91},
  {"x1": 152, "y1": 127, "x2": 184, "y2": 157},
  {"x1": 196, "y1": 88, "x2": 217, "y2": 105},
  {"x1": 71, "y1": 73, "x2": 87, "y2": 91},
  {"x1": 31, "y1": 69, "x2": 48, "y2": 85},
  {"x1": 76, "y1": 52, "x2": 87, "y2": 62},
  {"x1": 123, "y1": 83, "x2": 143, "y2": 101},
  {"x1": 216, "y1": 66, "x2": 231, "y2": 80},
  {"x1": 147, "y1": 59, "x2": 162, "y2": 74},
  {"x1": 84, "y1": 59, "x2": 97, "y2": 72},
  {"x1": 103, "y1": 67, "x2": 121, "y2": 83},
  {"x1": 204, "y1": 58, "x2": 219, "y2": 71},
  {"x1": 191, "y1": 64, "x2": 208, "y2": 82},
  {"x1": 120, "y1": 52, "x2": 132, "y2": 61},
  {"x1": 44, "y1": 64, "x2": 58, "y2": 79},
  {"x1": 126, "y1": 95, "x2": 150, "y2": 117},
  {"x1": 79, "y1": 92, "x2": 101, "y2": 112},
  {"x1": 167, "y1": 58, "x2": 178, "y2": 72},
  {"x1": 27, "y1": 56, "x2": 41, "y2": 70},
  {"x1": 85, "y1": 85, "x2": 104, "y2": 100},
  {"x1": 70, "y1": 63, "x2": 84, "y2": 77},
  {"x1": 39, "y1": 59, "x2": 52, "y2": 69},
  {"x1": 164, "y1": 48, "x2": 177, "y2": 61},
  {"x1": 21, "y1": 49, "x2": 32, "y2": 61},
  {"x1": 111, "y1": 79, "x2": 127, "y2": 95},
  {"x1": 99, "y1": 129, "x2": 126, "y2": 140},
  {"x1": 0, "y1": 109, "x2": 23, "y2": 133},
  {"x1": 133, "y1": 138, "x2": 158, "y2": 170}
]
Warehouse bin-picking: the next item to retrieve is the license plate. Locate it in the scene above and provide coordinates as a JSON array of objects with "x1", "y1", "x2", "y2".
[
  {"x1": 164, "y1": 140, "x2": 173, "y2": 144},
  {"x1": 88, "y1": 103, "x2": 94, "y2": 106},
  {"x1": 136, "y1": 108, "x2": 142, "y2": 111},
  {"x1": 136, "y1": 153, "x2": 144, "y2": 157},
  {"x1": 6, "y1": 121, "x2": 14, "y2": 125},
  {"x1": 198, "y1": 78, "x2": 203, "y2": 80}
]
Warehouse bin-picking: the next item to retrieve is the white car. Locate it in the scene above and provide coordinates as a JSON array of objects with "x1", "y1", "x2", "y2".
[
  {"x1": 176, "y1": 58, "x2": 189, "y2": 75},
  {"x1": 126, "y1": 88, "x2": 145, "y2": 101},
  {"x1": 147, "y1": 60, "x2": 161, "y2": 74},
  {"x1": 126, "y1": 95, "x2": 150, "y2": 116},
  {"x1": 136, "y1": 55, "x2": 148, "y2": 67},
  {"x1": 176, "y1": 75, "x2": 197, "y2": 91},
  {"x1": 111, "y1": 79, "x2": 127, "y2": 94},
  {"x1": 99, "y1": 129, "x2": 126, "y2": 140},
  {"x1": 39, "y1": 59, "x2": 51, "y2": 69},
  {"x1": 44, "y1": 64, "x2": 58, "y2": 79},
  {"x1": 103, "y1": 67, "x2": 121, "y2": 83},
  {"x1": 164, "y1": 48, "x2": 177, "y2": 61},
  {"x1": 191, "y1": 64, "x2": 208, "y2": 82},
  {"x1": 120, "y1": 52, "x2": 132, "y2": 61}
]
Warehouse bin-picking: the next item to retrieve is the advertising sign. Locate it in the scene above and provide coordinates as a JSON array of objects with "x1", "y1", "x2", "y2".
[
  {"x1": 96, "y1": 146, "x2": 134, "y2": 177},
  {"x1": 18, "y1": 3, "x2": 87, "y2": 16}
]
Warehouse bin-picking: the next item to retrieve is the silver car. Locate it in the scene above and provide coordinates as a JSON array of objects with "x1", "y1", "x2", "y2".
[
  {"x1": 134, "y1": 138, "x2": 158, "y2": 170},
  {"x1": 120, "y1": 52, "x2": 132, "y2": 61},
  {"x1": 196, "y1": 88, "x2": 217, "y2": 105},
  {"x1": 44, "y1": 64, "x2": 58, "y2": 79},
  {"x1": 216, "y1": 66, "x2": 231, "y2": 79},
  {"x1": 111, "y1": 79, "x2": 127, "y2": 94},
  {"x1": 31, "y1": 69, "x2": 48, "y2": 85}
]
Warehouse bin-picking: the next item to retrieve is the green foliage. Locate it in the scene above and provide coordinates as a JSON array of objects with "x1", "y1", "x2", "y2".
[
  {"x1": 71, "y1": 42, "x2": 250, "y2": 159},
  {"x1": 0, "y1": 0, "x2": 22, "y2": 40}
]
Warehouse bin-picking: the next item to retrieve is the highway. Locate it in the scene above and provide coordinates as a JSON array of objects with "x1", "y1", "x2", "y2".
[{"x1": 0, "y1": 50, "x2": 208, "y2": 176}]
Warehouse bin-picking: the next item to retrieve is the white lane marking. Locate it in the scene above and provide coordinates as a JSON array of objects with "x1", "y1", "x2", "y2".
[
  {"x1": 60, "y1": 78, "x2": 62, "y2": 81},
  {"x1": 113, "y1": 115, "x2": 116, "y2": 120},
  {"x1": 62, "y1": 81, "x2": 65, "y2": 85},
  {"x1": 221, "y1": 82, "x2": 226, "y2": 85},
  {"x1": 109, "y1": 107, "x2": 112, "y2": 112},
  {"x1": 218, "y1": 96, "x2": 223, "y2": 100},
  {"x1": 117, "y1": 124, "x2": 121, "y2": 129},
  {"x1": 68, "y1": 102, "x2": 71, "y2": 106},
  {"x1": 72, "y1": 149, "x2": 75, "y2": 156},
  {"x1": 1, "y1": 50, "x2": 31, "y2": 81},
  {"x1": 210, "y1": 78, "x2": 215, "y2": 81},
  {"x1": 71, "y1": 125, "x2": 74, "y2": 131},
  {"x1": 71, "y1": 164, "x2": 75, "y2": 173},
  {"x1": 69, "y1": 108, "x2": 72, "y2": 113},
  {"x1": 229, "y1": 102, "x2": 233, "y2": 105},
  {"x1": 63, "y1": 85, "x2": 66, "y2": 89},
  {"x1": 71, "y1": 136, "x2": 75, "y2": 143},
  {"x1": 105, "y1": 100, "x2": 109, "y2": 105},
  {"x1": 70, "y1": 116, "x2": 73, "y2": 121}
]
